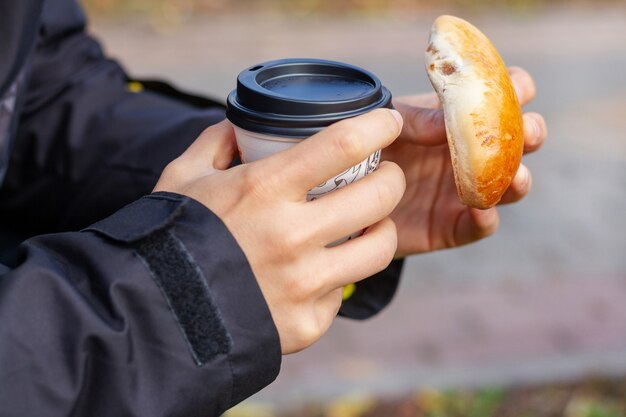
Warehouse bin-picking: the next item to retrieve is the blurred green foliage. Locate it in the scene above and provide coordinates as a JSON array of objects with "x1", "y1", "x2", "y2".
[
  {"x1": 411, "y1": 389, "x2": 506, "y2": 417},
  {"x1": 80, "y1": 0, "x2": 619, "y2": 18},
  {"x1": 225, "y1": 376, "x2": 626, "y2": 417}
]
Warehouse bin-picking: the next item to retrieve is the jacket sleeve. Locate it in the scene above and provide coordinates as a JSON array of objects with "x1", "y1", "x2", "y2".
[{"x1": 0, "y1": 192, "x2": 281, "y2": 417}]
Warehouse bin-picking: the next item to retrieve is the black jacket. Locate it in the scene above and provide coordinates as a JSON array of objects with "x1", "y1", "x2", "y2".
[{"x1": 0, "y1": 0, "x2": 403, "y2": 415}]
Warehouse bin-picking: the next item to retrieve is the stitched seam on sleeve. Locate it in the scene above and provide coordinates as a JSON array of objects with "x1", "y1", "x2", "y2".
[
  {"x1": 133, "y1": 228, "x2": 232, "y2": 366},
  {"x1": 83, "y1": 196, "x2": 188, "y2": 243}
]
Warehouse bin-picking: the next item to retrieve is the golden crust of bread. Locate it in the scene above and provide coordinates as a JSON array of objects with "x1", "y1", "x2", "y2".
[{"x1": 425, "y1": 15, "x2": 524, "y2": 209}]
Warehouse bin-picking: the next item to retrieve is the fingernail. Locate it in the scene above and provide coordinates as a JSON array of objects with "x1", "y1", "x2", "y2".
[
  {"x1": 535, "y1": 114, "x2": 547, "y2": 139},
  {"x1": 531, "y1": 116, "x2": 542, "y2": 141},
  {"x1": 531, "y1": 113, "x2": 547, "y2": 139},
  {"x1": 524, "y1": 114, "x2": 541, "y2": 146},
  {"x1": 517, "y1": 165, "x2": 530, "y2": 188},
  {"x1": 528, "y1": 123, "x2": 540, "y2": 148},
  {"x1": 390, "y1": 109, "x2": 403, "y2": 128}
]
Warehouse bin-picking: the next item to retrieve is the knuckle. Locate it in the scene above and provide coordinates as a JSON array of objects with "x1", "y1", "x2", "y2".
[
  {"x1": 332, "y1": 124, "x2": 363, "y2": 159},
  {"x1": 240, "y1": 166, "x2": 274, "y2": 199},
  {"x1": 199, "y1": 124, "x2": 217, "y2": 138},
  {"x1": 293, "y1": 316, "x2": 322, "y2": 349},
  {"x1": 291, "y1": 223, "x2": 318, "y2": 252},
  {"x1": 284, "y1": 275, "x2": 314, "y2": 302},
  {"x1": 377, "y1": 220, "x2": 398, "y2": 266},
  {"x1": 266, "y1": 224, "x2": 315, "y2": 265},
  {"x1": 272, "y1": 231, "x2": 305, "y2": 257},
  {"x1": 365, "y1": 220, "x2": 397, "y2": 272},
  {"x1": 162, "y1": 160, "x2": 186, "y2": 183},
  {"x1": 330, "y1": 289, "x2": 344, "y2": 317},
  {"x1": 240, "y1": 166, "x2": 259, "y2": 191},
  {"x1": 382, "y1": 161, "x2": 407, "y2": 194},
  {"x1": 199, "y1": 120, "x2": 227, "y2": 137},
  {"x1": 374, "y1": 182, "x2": 395, "y2": 211},
  {"x1": 372, "y1": 175, "x2": 400, "y2": 213}
]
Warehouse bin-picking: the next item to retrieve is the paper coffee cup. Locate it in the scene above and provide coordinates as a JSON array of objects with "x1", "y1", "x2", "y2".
[{"x1": 226, "y1": 58, "x2": 392, "y2": 242}]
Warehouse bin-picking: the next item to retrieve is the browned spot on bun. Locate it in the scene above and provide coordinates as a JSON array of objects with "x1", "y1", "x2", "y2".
[
  {"x1": 426, "y1": 43, "x2": 437, "y2": 54},
  {"x1": 481, "y1": 135, "x2": 495, "y2": 147},
  {"x1": 440, "y1": 62, "x2": 457, "y2": 75},
  {"x1": 429, "y1": 63, "x2": 435, "y2": 71}
]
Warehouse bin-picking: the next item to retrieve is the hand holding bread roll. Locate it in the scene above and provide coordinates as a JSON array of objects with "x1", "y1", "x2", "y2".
[{"x1": 425, "y1": 15, "x2": 524, "y2": 209}]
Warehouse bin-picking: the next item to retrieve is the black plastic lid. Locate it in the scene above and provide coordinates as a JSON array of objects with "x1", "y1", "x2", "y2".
[{"x1": 226, "y1": 58, "x2": 392, "y2": 137}]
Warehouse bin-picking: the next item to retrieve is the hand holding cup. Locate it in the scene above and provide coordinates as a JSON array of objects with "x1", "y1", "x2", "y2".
[{"x1": 153, "y1": 109, "x2": 405, "y2": 354}]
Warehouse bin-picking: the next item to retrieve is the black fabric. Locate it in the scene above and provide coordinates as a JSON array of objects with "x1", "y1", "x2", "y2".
[
  {"x1": 0, "y1": 193, "x2": 281, "y2": 416},
  {"x1": 87, "y1": 191, "x2": 188, "y2": 242},
  {"x1": 0, "y1": 0, "x2": 43, "y2": 97},
  {"x1": 0, "y1": 0, "x2": 226, "y2": 237},
  {"x1": 134, "y1": 228, "x2": 233, "y2": 366},
  {"x1": 0, "y1": 76, "x2": 20, "y2": 183}
]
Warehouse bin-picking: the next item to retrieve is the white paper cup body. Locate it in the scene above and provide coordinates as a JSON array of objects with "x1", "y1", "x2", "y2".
[{"x1": 233, "y1": 125, "x2": 381, "y2": 244}]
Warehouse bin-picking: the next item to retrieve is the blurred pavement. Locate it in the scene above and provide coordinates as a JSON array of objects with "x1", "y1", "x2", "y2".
[{"x1": 91, "y1": 5, "x2": 626, "y2": 407}]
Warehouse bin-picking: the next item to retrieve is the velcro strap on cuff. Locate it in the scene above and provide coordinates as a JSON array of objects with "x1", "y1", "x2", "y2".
[{"x1": 134, "y1": 228, "x2": 232, "y2": 366}]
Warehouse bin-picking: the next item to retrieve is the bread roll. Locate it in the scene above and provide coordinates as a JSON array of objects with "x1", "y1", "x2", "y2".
[{"x1": 425, "y1": 15, "x2": 524, "y2": 209}]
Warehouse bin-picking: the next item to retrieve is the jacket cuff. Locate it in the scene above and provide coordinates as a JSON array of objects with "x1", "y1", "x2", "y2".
[
  {"x1": 338, "y1": 259, "x2": 404, "y2": 320},
  {"x1": 86, "y1": 191, "x2": 281, "y2": 406}
]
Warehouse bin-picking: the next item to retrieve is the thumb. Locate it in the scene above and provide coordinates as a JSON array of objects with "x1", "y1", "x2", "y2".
[
  {"x1": 178, "y1": 120, "x2": 238, "y2": 172},
  {"x1": 453, "y1": 207, "x2": 500, "y2": 247},
  {"x1": 393, "y1": 100, "x2": 447, "y2": 146}
]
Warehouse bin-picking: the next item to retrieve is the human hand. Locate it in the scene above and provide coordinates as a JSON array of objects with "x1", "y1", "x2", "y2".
[
  {"x1": 154, "y1": 109, "x2": 406, "y2": 354},
  {"x1": 387, "y1": 67, "x2": 547, "y2": 258}
]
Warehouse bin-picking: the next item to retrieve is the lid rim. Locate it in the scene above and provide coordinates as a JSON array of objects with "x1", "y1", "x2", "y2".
[
  {"x1": 227, "y1": 87, "x2": 393, "y2": 138},
  {"x1": 226, "y1": 58, "x2": 392, "y2": 137}
]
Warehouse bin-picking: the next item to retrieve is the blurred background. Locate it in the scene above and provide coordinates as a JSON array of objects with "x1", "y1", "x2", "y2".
[{"x1": 82, "y1": 0, "x2": 626, "y2": 415}]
